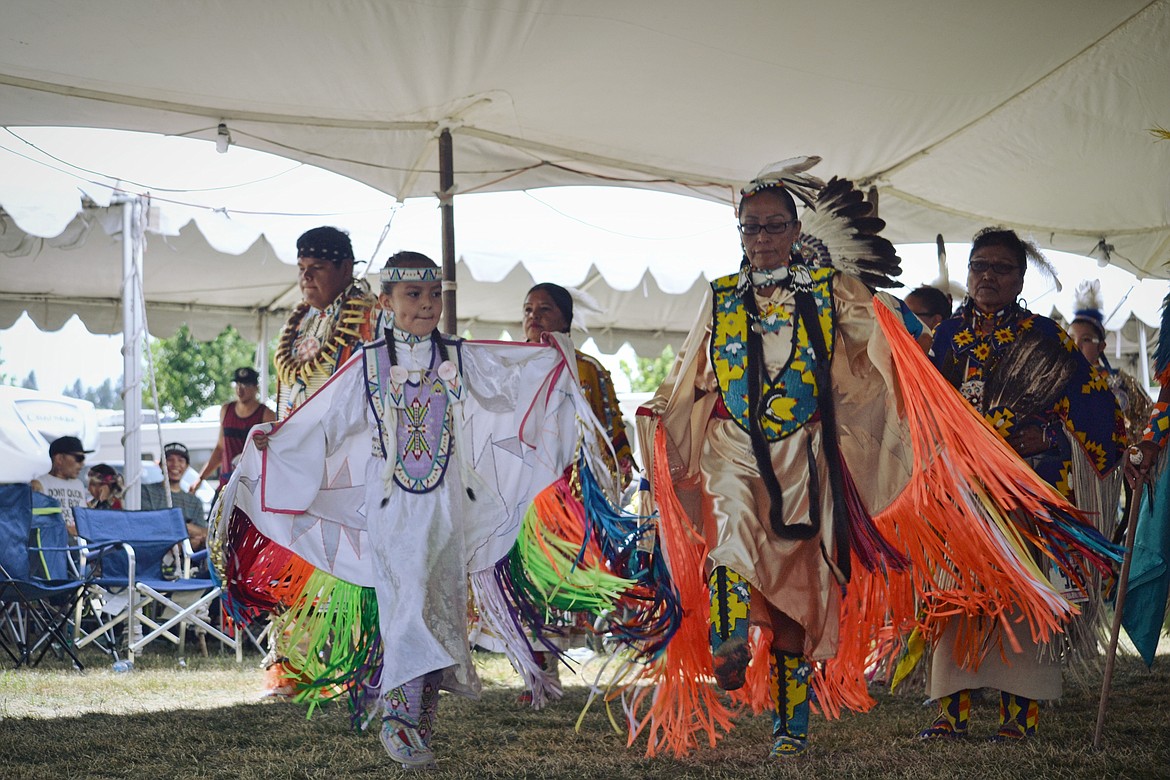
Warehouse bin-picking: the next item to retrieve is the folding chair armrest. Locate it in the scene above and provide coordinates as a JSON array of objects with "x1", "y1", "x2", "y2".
[
  {"x1": 74, "y1": 540, "x2": 136, "y2": 580},
  {"x1": 190, "y1": 548, "x2": 209, "y2": 564},
  {"x1": 74, "y1": 540, "x2": 127, "y2": 563},
  {"x1": 32, "y1": 540, "x2": 122, "y2": 556}
]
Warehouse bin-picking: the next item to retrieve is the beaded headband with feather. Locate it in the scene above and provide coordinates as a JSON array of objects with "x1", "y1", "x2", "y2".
[{"x1": 740, "y1": 155, "x2": 826, "y2": 209}]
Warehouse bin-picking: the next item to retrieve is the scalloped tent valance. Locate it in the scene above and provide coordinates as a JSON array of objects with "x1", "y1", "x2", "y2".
[{"x1": 0, "y1": 205, "x2": 707, "y2": 355}]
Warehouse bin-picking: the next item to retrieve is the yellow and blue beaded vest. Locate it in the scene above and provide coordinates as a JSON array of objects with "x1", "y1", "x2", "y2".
[{"x1": 709, "y1": 266, "x2": 836, "y2": 441}]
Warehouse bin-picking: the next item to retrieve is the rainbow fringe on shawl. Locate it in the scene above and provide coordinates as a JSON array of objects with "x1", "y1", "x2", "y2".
[
  {"x1": 217, "y1": 509, "x2": 382, "y2": 725},
  {"x1": 629, "y1": 296, "x2": 1123, "y2": 757},
  {"x1": 499, "y1": 458, "x2": 681, "y2": 665},
  {"x1": 218, "y1": 454, "x2": 681, "y2": 726}
]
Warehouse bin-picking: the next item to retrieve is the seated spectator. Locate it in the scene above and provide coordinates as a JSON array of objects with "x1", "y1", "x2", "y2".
[
  {"x1": 141, "y1": 442, "x2": 208, "y2": 551},
  {"x1": 33, "y1": 435, "x2": 92, "y2": 537},
  {"x1": 87, "y1": 464, "x2": 124, "y2": 510}
]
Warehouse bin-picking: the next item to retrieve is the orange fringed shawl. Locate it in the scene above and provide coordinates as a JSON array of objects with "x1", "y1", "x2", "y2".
[{"x1": 629, "y1": 293, "x2": 1111, "y2": 757}]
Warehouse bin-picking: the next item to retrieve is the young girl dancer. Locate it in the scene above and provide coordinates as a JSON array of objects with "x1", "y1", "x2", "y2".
[{"x1": 216, "y1": 251, "x2": 618, "y2": 768}]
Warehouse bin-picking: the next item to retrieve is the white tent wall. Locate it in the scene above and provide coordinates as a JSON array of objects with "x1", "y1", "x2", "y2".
[
  {"x1": 1, "y1": 1, "x2": 1167, "y2": 276},
  {"x1": 0, "y1": 208, "x2": 295, "y2": 342},
  {"x1": 0, "y1": 204, "x2": 703, "y2": 355}
]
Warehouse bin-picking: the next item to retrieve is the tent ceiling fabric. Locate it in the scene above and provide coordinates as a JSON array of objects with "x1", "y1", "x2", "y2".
[{"x1": 1, "y1": 1, "x2": 1167, "y2": 275}]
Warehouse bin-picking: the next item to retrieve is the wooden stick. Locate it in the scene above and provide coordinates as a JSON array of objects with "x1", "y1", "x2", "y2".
[{"x1": 1092, "y1": 471, "x2": 1146, "y2": 750}]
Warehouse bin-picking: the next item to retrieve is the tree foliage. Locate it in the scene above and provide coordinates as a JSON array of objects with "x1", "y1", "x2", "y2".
[
  {"x1": 61, "y1": 376, "x2": 123, "y2": 409},
  {"x1": 21, "y1": 371, "x2": 38, "y2": 390},
  {"x1": 148, "y1": 325, "x2": 257, "y2": 421},
  {"x1": 619, "y1": 345, "x2": 674, "y2": 393}
]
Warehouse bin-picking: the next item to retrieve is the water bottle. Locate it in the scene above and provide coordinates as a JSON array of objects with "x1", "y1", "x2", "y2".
[{"x1": 112, "y1": 659, "x2": 134, "y2": 673}]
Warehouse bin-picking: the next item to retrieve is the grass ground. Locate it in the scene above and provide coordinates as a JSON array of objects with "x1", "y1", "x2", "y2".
[{"x1": 0, "y1": 644, "x2": 1167, "y2": 779}]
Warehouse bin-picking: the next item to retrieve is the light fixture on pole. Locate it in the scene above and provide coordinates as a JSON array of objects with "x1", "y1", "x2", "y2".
[
  {"x1": 1091, "y1": 238, "x2": 1114, "y2": 268},
  {"x1": 216, "y1": 123, "x2": 231, "y2": 154}
]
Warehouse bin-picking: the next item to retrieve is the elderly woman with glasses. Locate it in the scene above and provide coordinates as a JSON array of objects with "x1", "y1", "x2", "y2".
[
  {"x1": 920, "y1": 227, "x2": 1125, "y2": 742},
  {"x1": 636, "y1": 163, "x2": 1124, "y2": 760},
  {"x1": 637, "y1": 158, "x2": 918, "y2": 758}
]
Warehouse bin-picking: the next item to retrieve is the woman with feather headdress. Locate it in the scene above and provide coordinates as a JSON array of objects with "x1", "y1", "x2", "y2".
[
  {"x1": 922, "y1": 228, "x2": 1125, "y2": 741},
  {"x1": 1069, "y1": 280, "x2": 1152, "y2": 446},
  {"x1": 635, "y1": 163, "x2": 1123, "y2": 760}
]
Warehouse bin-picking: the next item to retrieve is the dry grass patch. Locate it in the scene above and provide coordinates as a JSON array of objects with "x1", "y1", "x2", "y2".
[{"x1": 0, "y1": 646, "x2": 1167, "y2": 779}]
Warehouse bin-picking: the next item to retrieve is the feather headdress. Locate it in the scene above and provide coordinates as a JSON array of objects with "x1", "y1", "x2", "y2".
[
  {"x1": 1072, "y1": 279, "x2": 1105, "y2": 335},
  {"x1": 798, "y1": 176, "x2": 902, "y2": 289},
  {"x1": 741, "y1": 156, "x2": 901, "y2": 289}
]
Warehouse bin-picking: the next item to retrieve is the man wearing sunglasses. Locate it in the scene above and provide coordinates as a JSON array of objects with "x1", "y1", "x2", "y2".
[{"x1": 32, "y1": 435, "x2": 92, "y2": 537}]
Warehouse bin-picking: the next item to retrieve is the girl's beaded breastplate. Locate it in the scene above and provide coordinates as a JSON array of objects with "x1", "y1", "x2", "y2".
[{"x1": 365, "y1": 338, "x2": 454, "y2": 494}]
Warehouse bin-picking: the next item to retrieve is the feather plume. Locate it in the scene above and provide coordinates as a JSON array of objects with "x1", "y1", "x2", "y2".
[
  {"x1": 565, "y1": 286, "x2": 603, "y2": 333},
  {"x1": 1073, "y1": 279, "x2": 1103, "y2": 314},
  {"x1": 742, "y1": 155, "x2": 825, "y2": 208},
  {"x1": 1072, "y1": 279, "x2": 1105, "y2": 334},
  {"x1": 799, "y1": 176, "x2": 902, "y2": 289},
  {"x1": 929, "y1": 235, "x2": 965, "y2": 303},
  {"x1": 1024, "y1": 240, "x2": 1062, "y2": 292},
  {"x1": 935, "y1": 234, "x2": 949, "y2": 289},
  {"x1": 981, "y1": 327, "x2": 1077, "y2": 419}
]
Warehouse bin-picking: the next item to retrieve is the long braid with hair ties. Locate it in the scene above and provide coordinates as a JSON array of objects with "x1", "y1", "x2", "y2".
[
  {"x1": 430, "y1": 328, "x2": 449, "y2": 365},
  {"x1": 385, "y1": 326, "x2": 397, "y2": 367}
]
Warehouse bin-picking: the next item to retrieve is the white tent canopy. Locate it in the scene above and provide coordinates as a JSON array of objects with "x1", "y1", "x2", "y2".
[{"x1": 2, "y1": 0, "x2": 1168, "y2": 277}]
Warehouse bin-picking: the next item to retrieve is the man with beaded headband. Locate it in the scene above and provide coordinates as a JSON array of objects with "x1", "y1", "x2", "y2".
[
  {"x1": 275, "y1": 226, "x2": 376, "y2": 416},
  {"x1": 635, "y1": 159, "x2": 1123, "y2": 759},
  {"x1": 261, "y1": 226, "x2": 376, "y2": 696},
  {"x1": 213, "y1": 250, "x2": 625, "y2": 768}
]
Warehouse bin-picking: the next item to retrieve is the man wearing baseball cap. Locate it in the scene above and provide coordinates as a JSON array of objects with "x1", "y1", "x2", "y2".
[
  {"x1": 142, "y1": 442, "x2": 209, "y2": 550},
  {"x1": 32, "y1": 435, "x2": 93, "y2": 537},
  {"x1": 193, "y1": 366, "x2": 275, "y2": 491}
]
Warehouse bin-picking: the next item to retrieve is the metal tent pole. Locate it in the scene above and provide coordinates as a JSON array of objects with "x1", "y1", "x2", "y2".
[
  {"x1": 439, "y1": 128, "x2": 457, "y2": 335},
  {"x1": 257, "y1": 312, "x2": 270, "y2": 405},
  {"x1": 119, "y1": 197, "x2": 143, "y2": 510}
]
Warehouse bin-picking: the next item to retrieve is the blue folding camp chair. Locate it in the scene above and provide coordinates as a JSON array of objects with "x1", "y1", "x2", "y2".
[
  {"x1": 72, "y1": 507, "x2": 240, "y2": 662},
  {"x1": 0, "y1": 484, "x2": 116, "y2": 669}
]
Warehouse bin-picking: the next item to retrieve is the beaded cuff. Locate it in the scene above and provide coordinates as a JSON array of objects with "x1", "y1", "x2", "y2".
[{"x1": 1142, "y1": 402, "x2": 1170, "y2": 448}]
